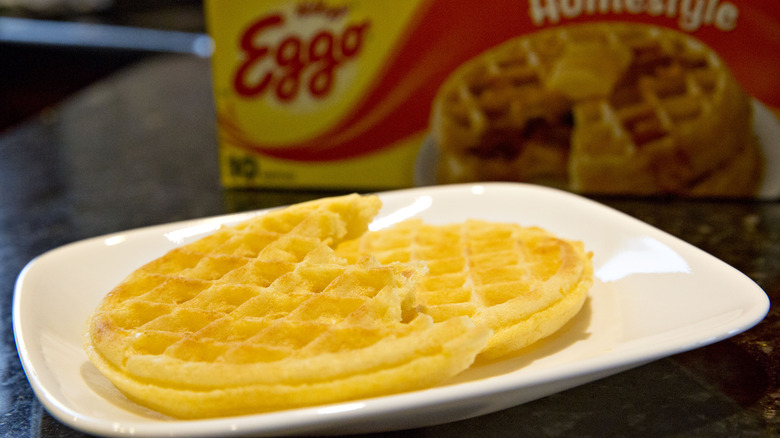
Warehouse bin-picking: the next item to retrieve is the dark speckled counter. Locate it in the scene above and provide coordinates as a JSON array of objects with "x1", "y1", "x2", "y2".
[{"x1": 1, "y1": 55, "x2": 778, "y2": 437}]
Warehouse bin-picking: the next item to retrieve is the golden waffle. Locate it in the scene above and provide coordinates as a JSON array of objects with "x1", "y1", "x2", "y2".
[
  {"x1": 431, "y1": 22, "x2": 760, "y2": 196},
  {"x1": 337, "y1": 219, "x2": 593, "y2": 360},
  {"x1": 84, "y1": 194, "x2": 491, "y2": 418}
]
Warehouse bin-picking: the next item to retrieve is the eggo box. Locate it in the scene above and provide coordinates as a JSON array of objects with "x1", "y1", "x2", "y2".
[{"x1": 205, "y1": 0, "x2": 780, "y2": 198}]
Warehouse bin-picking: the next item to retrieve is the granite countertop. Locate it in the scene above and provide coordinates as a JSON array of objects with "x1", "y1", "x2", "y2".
[{"x1": 0, "y1": 55, "x2": 777, "y2": 437}]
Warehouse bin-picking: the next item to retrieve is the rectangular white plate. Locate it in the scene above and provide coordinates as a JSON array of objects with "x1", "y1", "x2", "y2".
[{"x1": 13, "y1": 183, "x2": 769, "y2": 437}]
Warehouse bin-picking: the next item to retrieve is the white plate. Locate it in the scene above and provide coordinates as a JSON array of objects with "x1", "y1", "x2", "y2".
[{"x1": 13, "y1": 183, "x2": 769, "y2": 437}]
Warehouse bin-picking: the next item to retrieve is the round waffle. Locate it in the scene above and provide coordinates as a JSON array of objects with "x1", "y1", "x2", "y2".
[
  {"x1": 84, "y1": 195, "x2": 490, "y2": 418},
  {"x1": 337, "y1": 219, "x2": 593, "y2": 360},
  {"x1": 431, "y1": 22, "x2": 761, "y2": 196}
]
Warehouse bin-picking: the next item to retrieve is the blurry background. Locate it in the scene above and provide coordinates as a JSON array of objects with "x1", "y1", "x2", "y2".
[{"x1": 0, "y1": 0, "x2": 207, "y2": 131}]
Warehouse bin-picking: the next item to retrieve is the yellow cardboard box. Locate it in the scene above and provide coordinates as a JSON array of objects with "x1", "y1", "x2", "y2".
[{"x1": 206, "y1": 0, "x2": 780, "y2": 197}]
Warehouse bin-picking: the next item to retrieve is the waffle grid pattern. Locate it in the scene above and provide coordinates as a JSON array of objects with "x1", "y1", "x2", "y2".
[
  {"x1": 85, "y1": 195, "x2": 490, "y2": 418},
  {"x1": 433, "y1": 22, "x2": 758, "y2": 196},
  {"x1": 337, "y1": 219, "x2": 593, "y2": 359}
]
